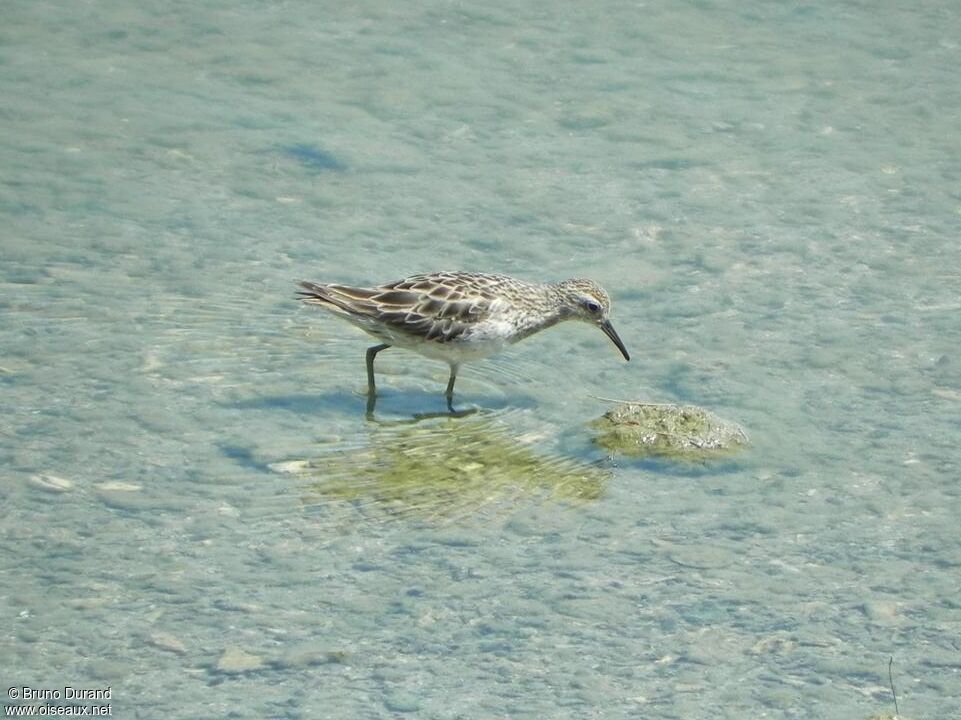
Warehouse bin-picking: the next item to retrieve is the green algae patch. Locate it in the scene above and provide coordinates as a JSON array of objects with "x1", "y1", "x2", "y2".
[
  {"x1": 590, "y1": 402, "x2": 748, "y2": 461},
  {"x1": 271, "y1": 416, "x2": 608, "y2": 521}
]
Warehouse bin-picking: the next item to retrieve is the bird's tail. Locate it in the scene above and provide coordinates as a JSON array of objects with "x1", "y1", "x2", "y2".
[
  {"x1": 296, "y1": 281, "x2": 380, "y2": 317},
  {"x1": 296, "y1": 280, "x2": 334, "y2": 305}
]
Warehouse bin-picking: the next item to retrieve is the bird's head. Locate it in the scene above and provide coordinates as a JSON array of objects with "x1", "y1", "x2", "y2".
[{"x1": 557, "y1": 279, "x2": 630, "y2": 361}]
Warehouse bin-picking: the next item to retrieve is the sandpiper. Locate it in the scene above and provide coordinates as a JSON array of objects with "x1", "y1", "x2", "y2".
[{"x1": 297, "y1": 271, "x2": 630, "y2": 410}]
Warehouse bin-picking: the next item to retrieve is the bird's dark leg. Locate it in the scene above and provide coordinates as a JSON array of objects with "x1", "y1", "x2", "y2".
[
  {"x1": 365, "y1": 343, "x2": 390, "y2": 403},
  {"x1": 445, "y1": 364, "x2": 458, "y2": 412}
]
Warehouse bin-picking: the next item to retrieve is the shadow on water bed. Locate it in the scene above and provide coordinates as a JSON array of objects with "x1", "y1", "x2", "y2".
[
  {"x1": 275, "y1": 143, "x2": 347, "y2": 173},
  {"x1": 228, "y1": 392, "x2": 360, "y2": 415},
  {"x1": 229, "y1": 389, "x2": 534, "y2": 418}
]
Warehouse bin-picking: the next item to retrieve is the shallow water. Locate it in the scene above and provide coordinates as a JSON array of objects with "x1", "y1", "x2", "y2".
[{"x1": 2, "y1": 1, "x2": 959, "y2": 717}]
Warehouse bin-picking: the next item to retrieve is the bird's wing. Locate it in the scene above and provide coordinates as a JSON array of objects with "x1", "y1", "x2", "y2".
[{"x1": 298, "y1": 275, "x2": 495, "y2": 343}]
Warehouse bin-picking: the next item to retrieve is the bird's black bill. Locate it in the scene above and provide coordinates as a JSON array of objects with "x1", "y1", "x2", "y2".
[{"x1": 600, "y1": 320, "x2": 630, "y2": 361}]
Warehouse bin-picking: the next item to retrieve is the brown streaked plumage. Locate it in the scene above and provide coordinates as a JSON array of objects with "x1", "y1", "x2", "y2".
[{"x1": 297, "y1": 271, "x2": 629, "y2": 411}]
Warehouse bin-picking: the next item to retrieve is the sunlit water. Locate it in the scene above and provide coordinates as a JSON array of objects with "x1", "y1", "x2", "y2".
[{"x1": 2, "y1": 1, "x2": 959, "y2": 718}]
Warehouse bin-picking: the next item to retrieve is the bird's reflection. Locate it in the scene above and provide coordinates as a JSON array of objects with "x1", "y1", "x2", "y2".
[{"x1": 271, "y1": 414, "x2": 609, "y2": 522}]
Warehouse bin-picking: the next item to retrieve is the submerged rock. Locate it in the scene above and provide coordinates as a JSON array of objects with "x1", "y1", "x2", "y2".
[
  {"x1": 591, "y1": 402, "x2": 748, "y2": 460},
  {"x1": 148, "y1": 632, "x2": 188, "y2": 655},
  {"x1": 216, "y1": 646, "x2": 264, "y2": 674},
  {"x1": 270, "y1": 647, "x2": 349, "y2": 669}
]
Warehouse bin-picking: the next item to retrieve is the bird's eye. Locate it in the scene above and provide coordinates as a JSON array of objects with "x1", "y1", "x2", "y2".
[{"x1": 584, "y1": 299, "x2": 601, "y2": 314}]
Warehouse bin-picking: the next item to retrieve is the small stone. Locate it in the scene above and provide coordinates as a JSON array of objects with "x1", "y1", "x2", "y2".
[
  {"x1": 861, "y1": 600, "x2": 899, "y2": 623},
  {"x1": 933, "y1": 387, "x2": 961, "y2": 401},
  {"x1": 271, "y1": 646, "x2": 349, "y2": 669},
  {"x1": 29, "y1": 474, "x2": 74, "y2": 493},
  {"x1": 384, "y1": 692, "x2": 421, "y2": 713},
  {"x1": 149, "y1": 632, "x2": 188, "y2": 654},
  {"x1": 325, "y1": 650, "x2": 349, "y2": 664},
  {"x1": 213, "y1": 600, "x2": 261, "y2": 613},
  {"x1": 268, "y1": 460, "x2": 311, "y2": 474},
  {"x1": 95, "y1": 481, "x2": 142, "y2": 491},
  {"x1": 751, "y1": 635, "x2": 797, "y2": 654},
  {"x1": 216, "y1": 646, "x2": 264, "y2": 674},
  {"x1": 95, "y1": 485, "x2": 182, "y2": 511}
]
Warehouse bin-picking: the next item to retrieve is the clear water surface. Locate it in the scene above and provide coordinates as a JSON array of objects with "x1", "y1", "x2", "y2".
[{"x1": 2, "y1": 1, "x2": 959, "y2": 718}]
